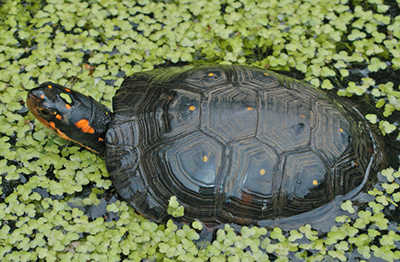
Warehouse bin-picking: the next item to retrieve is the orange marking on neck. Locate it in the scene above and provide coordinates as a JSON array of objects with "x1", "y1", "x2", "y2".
[
  {"x1": 66, "y1": 104, "x2": 71, "y2": 109},
  {"x1": 36, "y1": 117, "x2": 99, "y2": 153},
  {"x1": 47, "y1": 121, "x2": 69, "y2": 140},
  {"x1": 75, "y1": 119, "x2": 95, "y2": 134}
]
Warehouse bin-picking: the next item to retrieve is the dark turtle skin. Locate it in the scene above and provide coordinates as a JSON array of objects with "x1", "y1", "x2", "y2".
[{"x1": 27, "y1": 65, "x2": 385, "y2": 227}]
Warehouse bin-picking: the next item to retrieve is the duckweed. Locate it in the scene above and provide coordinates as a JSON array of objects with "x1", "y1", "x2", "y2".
[{"x1": 1, "y1": 0, "x2": 400, "y2": 261}]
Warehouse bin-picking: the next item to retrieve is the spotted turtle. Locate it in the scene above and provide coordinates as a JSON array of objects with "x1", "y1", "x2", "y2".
[{"x1": 27, "y1": 65, "x2": 385, "y2": 226}]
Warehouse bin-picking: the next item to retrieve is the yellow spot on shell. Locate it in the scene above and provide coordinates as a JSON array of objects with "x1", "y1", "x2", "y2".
[
  {"x1": 203, "y1": 156, "x2": 209, "y2": 162},
  {"x1": 299, "y1": 114, "x2": 306, "y2": 118},
  {"x1": 264, "y1": 72, "x2": 269, "y2": 76},
  {"x1": 189, "y1": 105, "x2": 196, "y2": 111},
  {"x1": 208, "y1": 72, "x2": 214, "y2": 77},
  {"x1": 65, "y1": 88, "x2": 71, "y2": 92},
  {"x1": 48, "y1": 85, "x2": 52, "y2": 88},
  {"x1": 40, "y1": 94, "x2": 45, "y2": 99},
  {"x1": 339, "y1": 128, "x2": 344, "y2": 132},
  {"x1": 66, "y1": 104, "x2": 71, "y2": 110},
  {"x1": 247, "y1": 107, "x2": 253, "y2": 111},
  {"x1": 313, "y1": 180, "x2": 318, "y2": 186},
  {"x1": 260, "y1": 169, "x2": 266, "y2": 175},
  {"x1": 55, "y1": 114, "x2": 62, "y2": 120}
]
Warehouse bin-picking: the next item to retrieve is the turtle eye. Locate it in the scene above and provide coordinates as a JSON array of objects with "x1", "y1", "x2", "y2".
[{"x1": 38, "y1": 108, "x2": 54, "y2": 118}]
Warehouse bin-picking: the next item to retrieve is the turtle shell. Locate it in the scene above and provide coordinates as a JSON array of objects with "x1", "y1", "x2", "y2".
[{"x1": 105, "y1": 65, "x2": 385, "y2": 226}]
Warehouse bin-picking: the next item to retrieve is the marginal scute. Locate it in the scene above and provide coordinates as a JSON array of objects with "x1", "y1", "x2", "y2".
[
  {"x1": 311, "y1": 100, "x2": 351, "y2": 165},
  {"x1": 105, "y1": 65, "x2": 385, "y2": 226}
]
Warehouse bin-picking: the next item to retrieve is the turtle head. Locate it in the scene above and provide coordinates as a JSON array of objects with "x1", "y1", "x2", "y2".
[{"x1": 27, "y1": 82, "x2": 112, "y2": 155}]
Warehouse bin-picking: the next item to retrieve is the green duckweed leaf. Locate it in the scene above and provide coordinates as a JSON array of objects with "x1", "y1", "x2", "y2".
[
  {"x1": 379, "y1": 120, "x2": 396, "y2": 135},
  {"x1": 106, "y1": 203, "x2": 119, "y2": 213},
  {"x1": 167, "y1": 196, "x2": 185, "y2": 218},
  {"x1": 393, "y1": 192, "x2": 400, "y2": 203},
  {"x1": 335, "y1": 215, "x2": 350, "y2": 223},
  {"x1": 288, "y1": 230, "x2": 303, "y2": 242},
  {"x1": 368, "y1": 201, "x2": 384, "y2": 213},
  {"x1": 168, "y1": 196, "x2": 179, "y2": 209},
  {"x1": 328, "y1": 249, "x2": 347, "y2": 261},
  {"x1": 270, "y1": 227, "x2": 285, "y2": 242},
  {"x1": 358, "y1": 245, "x2": 372, "y2": 259},
  {"x1": 368, "y1": 187, "x2": 383, "y2": 196},
  {"x1": 366, "y1": 114, "x2": 378, "y2": 124},
  {"x1": 382, "y1": 182, "x2": 399, "y2": 195},
  {"x1": 191, "y1": 220, "x2": 203, "y2": 231},
  {"x1": 321, "y1": 79, "x2": 334, "y2": 90},
  {"x1": 298, "y1": 225, "x2": 318, "y2": 241},
  {"x1": 341, "y1": 200, "x2": 355, "y2": 214},
  {"x1": 335, "y1": 241, "x2": 349, "y2": 251}
]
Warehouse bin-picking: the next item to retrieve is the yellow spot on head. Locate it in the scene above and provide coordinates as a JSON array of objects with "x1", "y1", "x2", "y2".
[
  {"x1": 247, "y1": 106, "x2": 253, "y2": 111},
  {"x1": 299, "y1": 114, "x2": 306, "y2": 118},
  {"x1": 47, "y1": 85, "x2": 52, "y2": 88},
  {"x1": 60, "y1": 93, "x2": 72, "y2": 104},
  {"x1": 312, "y1": 180, "x2": 318, "y2": 186},
  {"x1": 203, "y1": 155, "x2": 209, "y2": 162},
  {"x1": 208, "y1": 72, "x2": 214, "y2": 77},
  {"x1": 55, "y1": 114, "x2": 62, "y2": 120},
  {"x1": 66, "y1": 104, "x2": 71, "y2": 110},
  {"x1": 264, "y1": 72, "x2": 269, "y2": 76},
  {"x1": 189, "y1": 105, "x2": 196, "y2": 111},
  {"x1": 260, "y1": 169, "x2": 266, "y2": 175},
  {"x1": 75, "y1": 119, "x2": 95, "y2": 134}
]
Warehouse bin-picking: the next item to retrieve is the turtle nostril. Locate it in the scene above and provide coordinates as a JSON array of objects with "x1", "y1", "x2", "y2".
[{"x1": 28, "y1": 89, "x2": 45, "y2": 100}]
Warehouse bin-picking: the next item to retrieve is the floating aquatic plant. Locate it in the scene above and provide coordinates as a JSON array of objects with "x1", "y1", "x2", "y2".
[{"x1": 1, "y1": 0, "x2": 400, "y2": 261}]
